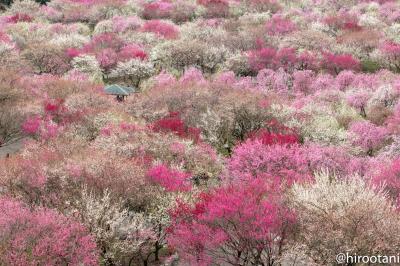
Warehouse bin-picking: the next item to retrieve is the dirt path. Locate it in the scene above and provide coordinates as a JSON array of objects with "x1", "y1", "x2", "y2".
[{"x1": 0, "y1": 137, "x2": 27, "y2": 159}]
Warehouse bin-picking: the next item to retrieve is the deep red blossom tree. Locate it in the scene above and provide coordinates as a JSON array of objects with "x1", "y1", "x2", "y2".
[
  {"x1": 297, "y1": 51, "x2": 318, "y2": 71},
  {"x1": 274, "y1": 47, "x2": 298, "y2": 72},
  {"x1": 248, "y1": 46, "x2": 314, "y2": 72},
  {"x1": 6, "y1": 13, "x2": 32, "y2": 23},
  {"x1": 0, "y1": 197, "x2": 98, "y2": 266},
  {"x1": 21, "y1": 116, "x2": 60, "y2": 140},
  {"x1": 152, "y1": 112, "x2": 201, "y2": 143},
  {"x1": 167, "y1": 177, "x2": 295, "y2": 266},
  {"x1": 118, "y1": 44, "x2": 148, "y2": 61},
  {"x1": 321, "y1": 52, "x2": 360, "y2": 74},
  {"x1": 246, "y1": 120, "x2": 300, "y2": 146},
  {"x1": 247, "y1": 129, "x2": 299, "y2": 146},
  {"x1": 21, "y1": 98, "x2": 82, "y2": 141}
]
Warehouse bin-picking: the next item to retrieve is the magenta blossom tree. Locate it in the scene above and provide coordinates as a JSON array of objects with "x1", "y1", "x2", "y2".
[
  {"x1": 167, "y1": 177, "x2": 295, "y2": 266},
  {"x1": 147, "y1": 164, "x2": 192, "y2": 192},
  {"x1": 321, "y1": 52, "x2": 360, "y2": 74}
]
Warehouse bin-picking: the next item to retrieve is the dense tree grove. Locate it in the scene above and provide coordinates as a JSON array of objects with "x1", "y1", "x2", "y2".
[{"x1": 1, "y1": 0, "x2": 400, "y2": 265}]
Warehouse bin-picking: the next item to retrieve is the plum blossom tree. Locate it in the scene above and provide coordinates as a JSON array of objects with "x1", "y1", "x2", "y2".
[
  {"x1": 265, "y1": 15, "x2": 297, "y2": 36},
  {"x1": 386, "y1": 101, "x2": 400, "y2": 134},
  {"x1": 0, "y1": 69, "x2": 24, "y2": 144},
  {"x1": 108, "y1": 59, "x2": 155, "y2": 87},
  {"x1": 346, "y1": 88, "x2": 372, "y2": 118},
  {"x1": 71, "y1": 54, "x2": 103, "y2": 80},
  {"x1": 379, "y1": 41, "x2": 400, "y2": 72},
  {"x1": 348, "y1": 120, "x2": 388, "y2": 155},
  {"x1": 147, "y1": 164, "x2": 192, "y2": 192},
  {"x1": 248, "y1": 46, "x2": 316, "y2": 73},
  {"x1": 247, "y1": 128, "x2": 299, "y2": 146},
  {"x1": 320, "y1": 52, "x2": 360, "y2": 74},
  {"x1": 227, "y1": 139, "x2": 311, "y2": 185},
  {"x1": 292, "y1": 70, "x2": 315, "y2": 95},
  {"x1": 167, "y1": 177, "x2": 296, "y2": 266},
  {"x1": 197, "y1": 0, "x2": 230, "y2": 18},
  {"x1": 152, "y1": 112, "x2": 202, "y2": 143},
  {"x1": 118, "y1": 44, "x2": 148, "y2": 61},
  {"x1": 290, "y1": 171, "x2": 400, "y2": 265},
  {"x1": 0, "y1": 197, "x2": 98, "y2": 266},
  {"x1": 77, "y1": 188, "x2": 156, "y2": 266},
  {"x1": 141, "y1": 20, "x2": 179, "y2": 39},
  {"x1": 248, "y1": 47, "x2": 277, "y2": 72},
  {"x1": 142, "y1": 0, "x2": 174, "y2": 20},
  {"x1": 21, "y1": 43, "x2": 71, "y2": 74},
  {"x1": 244, "y1": 0, "x2": 281, "y2": 12},
  {"x1": 372, "y1": 158, "x2": 400, "y2": 202}
]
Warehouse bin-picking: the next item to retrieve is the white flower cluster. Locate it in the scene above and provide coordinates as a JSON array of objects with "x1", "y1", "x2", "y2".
[
  {"x1": 109, "y1": 59, "x2": 155, "y2": 83},
  {"x1": 71, "y1": 55, "x2": 103, "y2": 80}
]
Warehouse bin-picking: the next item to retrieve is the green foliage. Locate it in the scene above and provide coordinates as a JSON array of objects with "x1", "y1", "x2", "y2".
[
  {"x1": 0, "y1": 0, "x2": 12, "y2": 5},
  {"x1": 361, "y1": 59, "x2": 381, "y2": 73}
]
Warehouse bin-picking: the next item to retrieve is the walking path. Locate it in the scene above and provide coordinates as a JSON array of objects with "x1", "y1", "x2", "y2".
[{"x1": 0, "y1": 137, "x2": 27, "y2": 159}]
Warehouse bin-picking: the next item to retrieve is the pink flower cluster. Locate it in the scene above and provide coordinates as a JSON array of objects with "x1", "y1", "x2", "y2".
[{"x1": 0, "y1": 197, "x2": 98, "y2": 265}]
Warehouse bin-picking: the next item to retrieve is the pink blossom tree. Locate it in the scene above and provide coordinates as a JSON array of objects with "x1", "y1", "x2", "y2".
[
  {"x1": 227, "y1": 139, "x2": 311, "y2": 186},
  {"x1": 167, "y1": 177, "x2": 296, "y2": 266},
  {"x1": 142, "y1": 0, "x2": 174, "y2": 19},
  {"x1": 386, "y1": 101, "x2": 400, "y2": 134},
  {"x1": 379, "y1": 41, "x2": 400, "y2": 72},
  {"x1": 0, "y1": 197, "x2": 98, "y2": 266},
  {"x1": 292, "y1": 70, "x2": 315, "y2": 95},
  {"x1": 346, "y1": 89, "x2": 372, "y2": 118},
  {"x1": 372, "y1": 158, "x2": 400, "y2": 202},
  {"x1": 248, "y1": 47, "x2": 277, "y2": 72},
  {"x1": 349, "y1": 120, "x2": 388, "y2": 156},
  {"x1": 141, "y1": 20, "x2": 179, "y2": 39},
  {"x1": 265, "y1": 15, "x2": 297, "y2": 36},
  {"x1": 118, "y1": 44, "x2": 148, "y2": 61}
]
